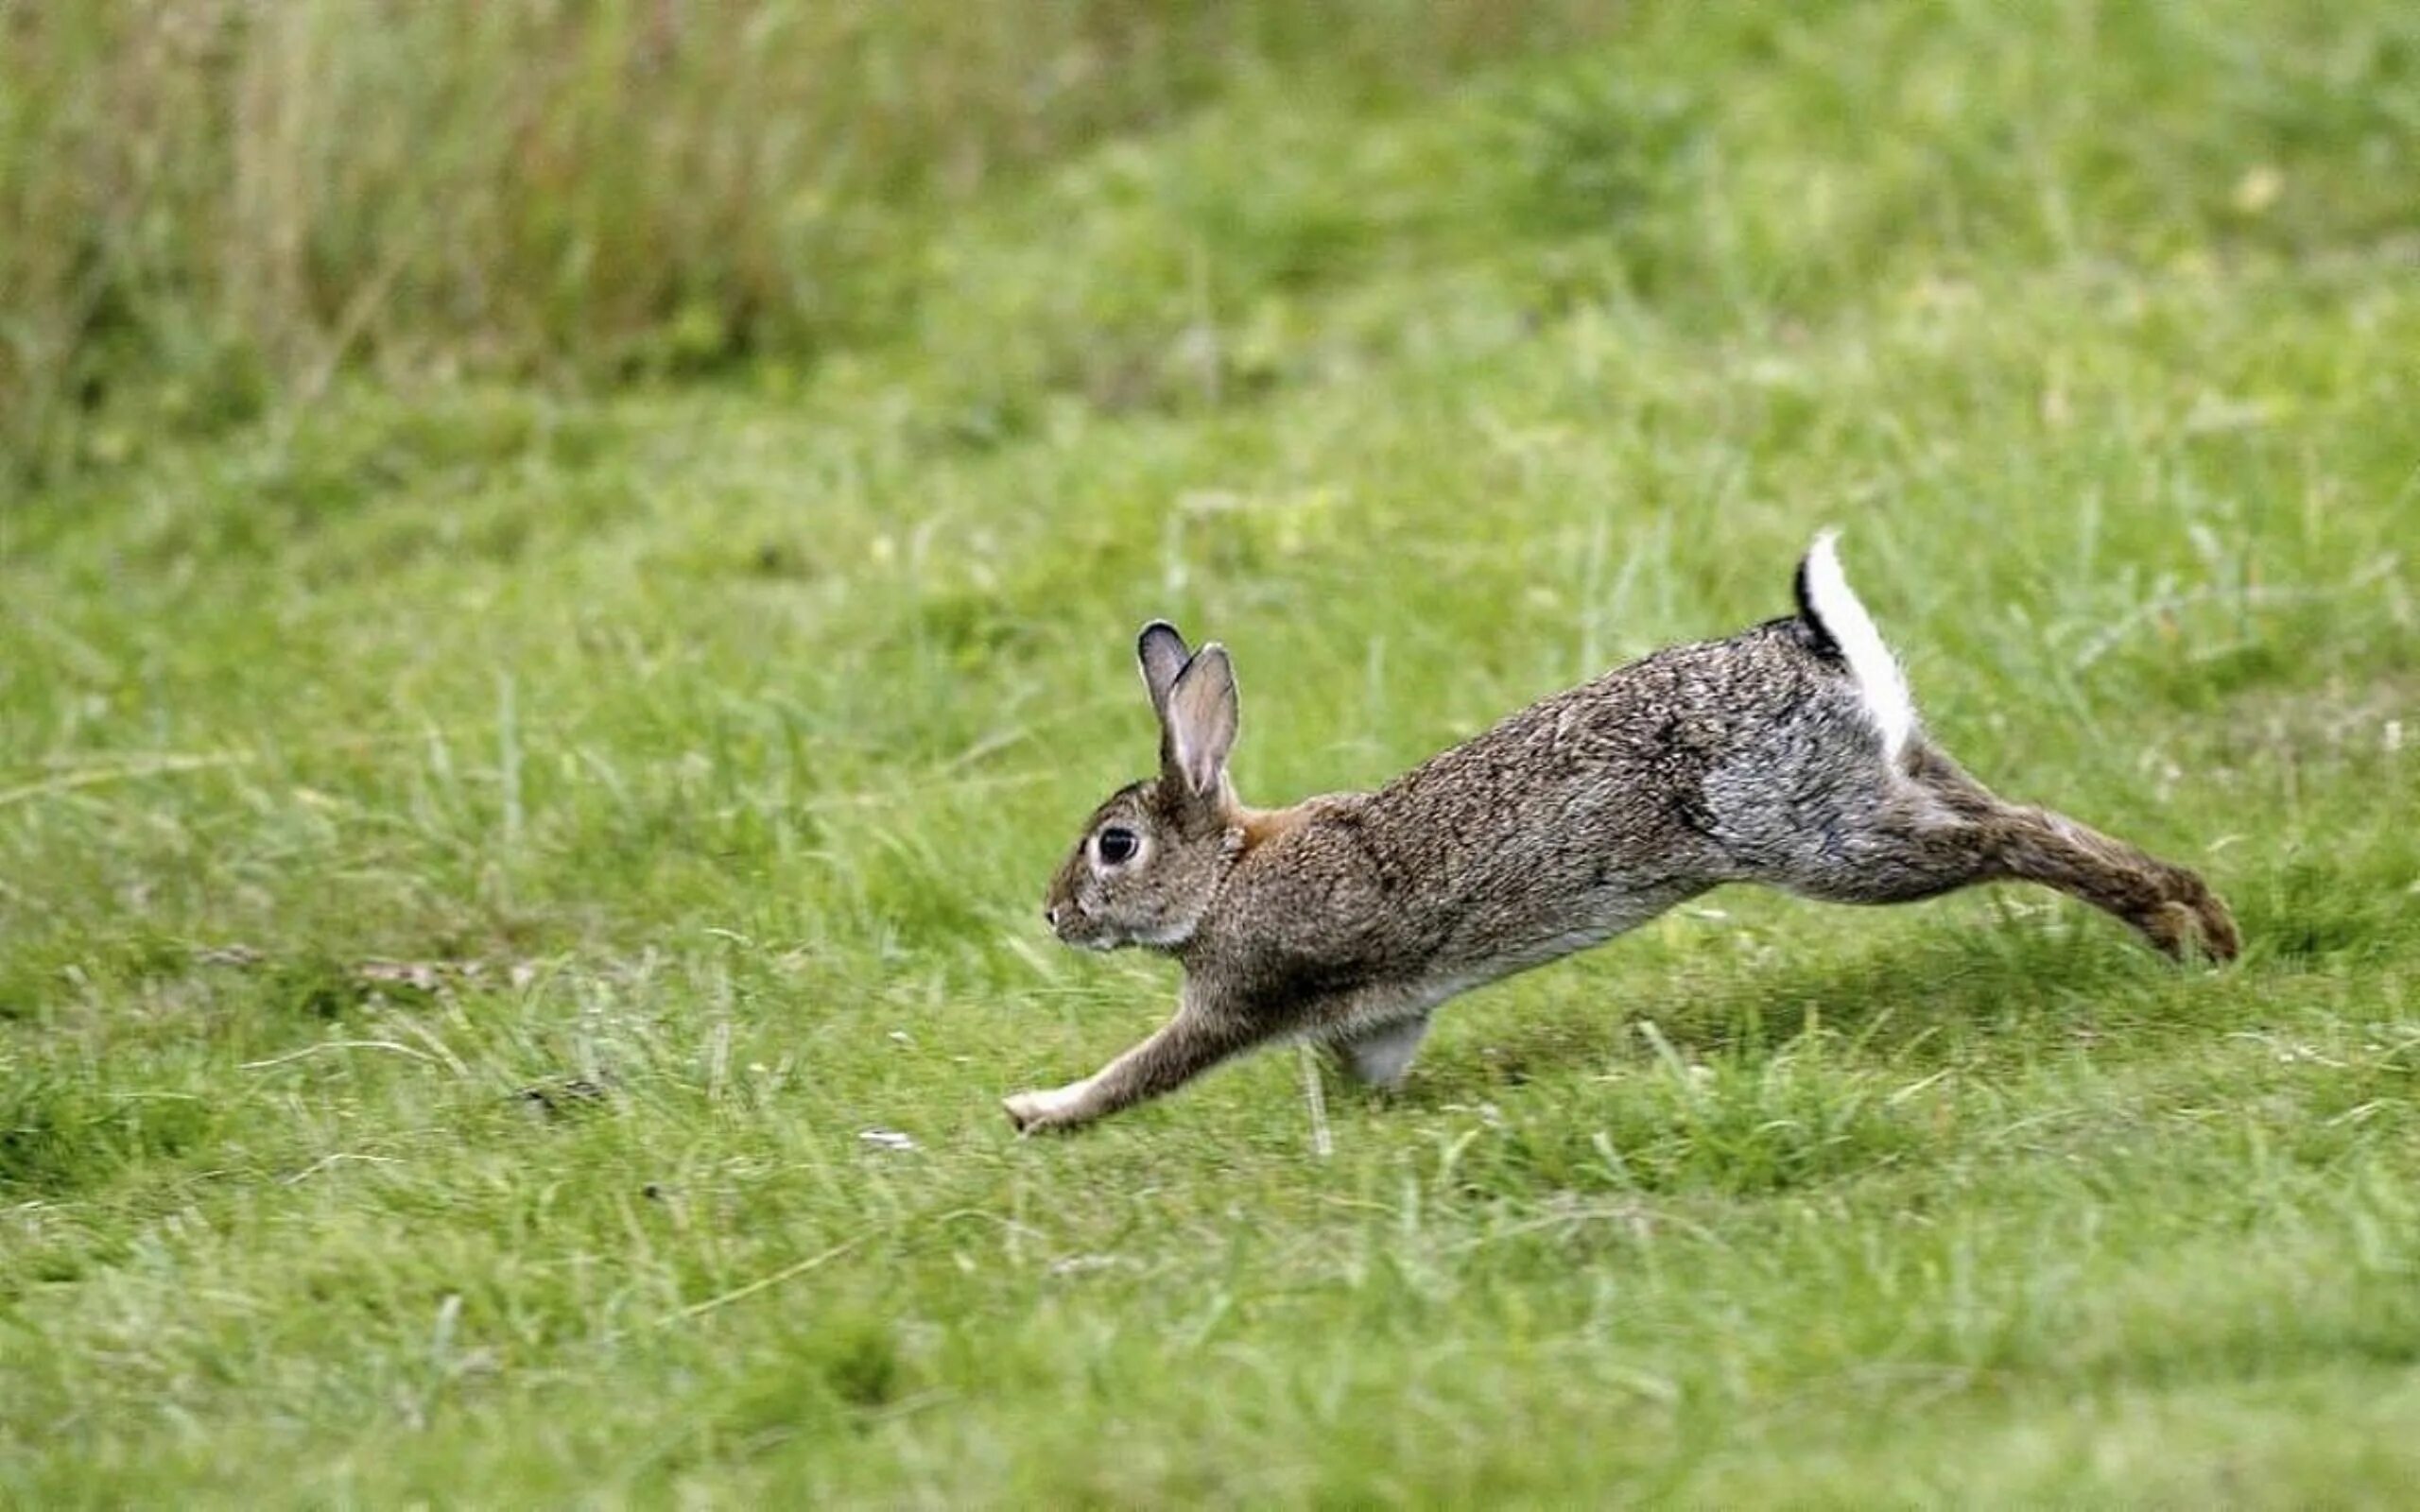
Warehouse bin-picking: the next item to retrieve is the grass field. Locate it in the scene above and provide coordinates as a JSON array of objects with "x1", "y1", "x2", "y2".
[{"x1": 6, "y1": 2, "x2": 2420, "y2": 1503}]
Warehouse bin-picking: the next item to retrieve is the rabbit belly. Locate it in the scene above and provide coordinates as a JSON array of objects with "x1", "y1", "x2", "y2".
[{"x1": 1429, "y1": 880, "x2": 1703, "y2": 992}]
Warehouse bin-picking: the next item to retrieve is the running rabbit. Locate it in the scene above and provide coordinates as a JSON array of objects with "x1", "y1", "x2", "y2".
[{"x1": 1006, "y1": 532, "x2": 2238, "y2": 1133}]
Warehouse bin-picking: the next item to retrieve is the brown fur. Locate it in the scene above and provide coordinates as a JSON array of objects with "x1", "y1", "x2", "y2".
[{"x1": 1235, "y1": 799, "x2": 1336, "y2": 854}]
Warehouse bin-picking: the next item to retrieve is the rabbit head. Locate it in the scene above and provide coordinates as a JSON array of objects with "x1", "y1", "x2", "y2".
[{"x1": 1044, "y1": 622, "x2": 1241, "y2": 953}]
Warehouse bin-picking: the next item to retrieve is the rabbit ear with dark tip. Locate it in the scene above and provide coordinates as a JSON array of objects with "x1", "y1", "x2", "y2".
[
  {"x1": 1136, "y1": 621, "x2": 1191, "y2": 717},
  {"x1": 1161, "y1": 644, "x2": 1238, "y2": 799}
]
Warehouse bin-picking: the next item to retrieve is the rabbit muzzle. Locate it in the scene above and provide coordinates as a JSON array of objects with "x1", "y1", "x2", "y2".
[{"x1": 1046, "y1": 898, "x2": 1119, "y2": 952}]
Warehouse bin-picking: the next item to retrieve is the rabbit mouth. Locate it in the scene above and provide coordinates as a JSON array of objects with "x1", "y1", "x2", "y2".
[
  {"x1": 1052, "y1": 906, "x2": 1196, "y2": 953},
  {"x1": 1047, "y1": 911, "x2": 1117, "y2": 951},
  {"x1": 1061, "y1": 920, "x2": 1120, "y2": 952}
]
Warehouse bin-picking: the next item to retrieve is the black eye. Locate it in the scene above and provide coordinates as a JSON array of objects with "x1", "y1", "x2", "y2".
[{"x1": 1096, "y1": 826, "x2": 1138, "y2": 865}]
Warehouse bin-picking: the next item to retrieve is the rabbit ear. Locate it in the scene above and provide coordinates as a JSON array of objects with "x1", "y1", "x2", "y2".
[
  {"x1": 1136, "y1": 621, "x2": 1191, "y2": 717},
  {"x1": 1161, "y1": 644, "x2": 1238, "y2": 799}
]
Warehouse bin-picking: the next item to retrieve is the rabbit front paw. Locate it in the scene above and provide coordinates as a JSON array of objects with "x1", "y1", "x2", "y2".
[{"x1": 1002, "y1": 1084, "x2": 1088, "y2": 1134}]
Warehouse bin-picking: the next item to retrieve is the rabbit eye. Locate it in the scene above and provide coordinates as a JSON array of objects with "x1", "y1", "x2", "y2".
[{"x1": 1095, "y1": 826, "x2": 1139, "y2": 866}]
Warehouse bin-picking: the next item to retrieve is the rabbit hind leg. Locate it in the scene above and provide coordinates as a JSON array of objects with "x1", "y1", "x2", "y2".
[
  {"x1": 1789, "y1": 744, "x2": 2238, "y2": 961},
  {"x1": 1324, "y1": 1013, "x2": 1435, "y2": 1090}
]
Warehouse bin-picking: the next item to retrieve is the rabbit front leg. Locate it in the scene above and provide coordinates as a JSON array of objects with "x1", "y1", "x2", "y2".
[{"x1": 1003, "y1": 1007, "x2": 1262, "y2": 1134}]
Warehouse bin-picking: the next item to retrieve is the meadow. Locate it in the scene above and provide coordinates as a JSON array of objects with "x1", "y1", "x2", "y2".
[{"x1": 4, "y1": 1, "x2": 2418, "y2": 1503}]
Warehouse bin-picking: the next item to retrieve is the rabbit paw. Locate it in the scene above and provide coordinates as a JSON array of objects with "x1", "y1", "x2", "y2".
[{"x1": 1002, "y1": 1085, "x2": 1086, "y2": 1134}]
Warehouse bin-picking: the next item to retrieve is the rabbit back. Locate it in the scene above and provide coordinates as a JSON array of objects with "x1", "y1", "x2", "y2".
[{"x1": 1188, "y1": 611, "x2": 1896, "y2": 1017}]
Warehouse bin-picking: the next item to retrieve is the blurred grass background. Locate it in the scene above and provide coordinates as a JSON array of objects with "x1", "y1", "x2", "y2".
[
  {"x1": 3, "y1": 0, "x2": 1615, "y2": 485},
  {"x1": 9, "y1": 0, "x2": 2414, "y2": 490}
]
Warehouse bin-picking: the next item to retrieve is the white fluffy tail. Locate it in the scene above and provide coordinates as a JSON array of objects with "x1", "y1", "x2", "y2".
[{"x1": 1796, "y1": 529, "x2": 1916, "y2": 760}]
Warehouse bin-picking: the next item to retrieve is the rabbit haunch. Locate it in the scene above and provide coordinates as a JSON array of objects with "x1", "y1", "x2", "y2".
[{"x1": 1008, "y1": 534, "x2": 2238, "y2": 1134}]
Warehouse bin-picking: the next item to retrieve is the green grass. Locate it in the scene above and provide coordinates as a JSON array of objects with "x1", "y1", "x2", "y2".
[{"x1": 6, "y1": 1, "x2": 2420, "y2": 1503}]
